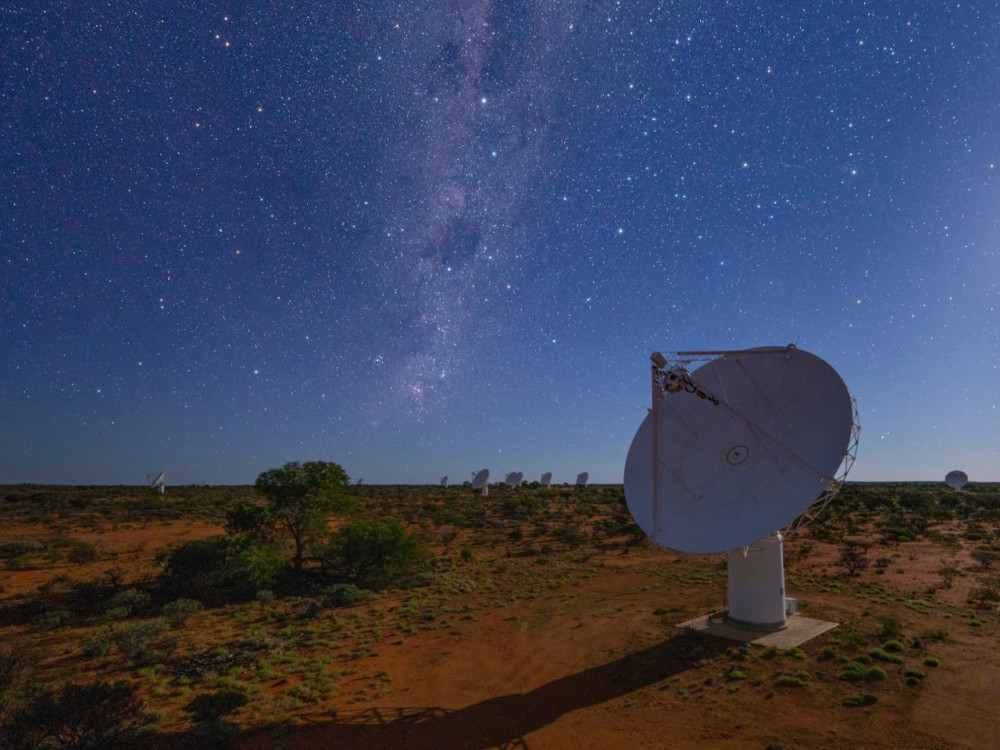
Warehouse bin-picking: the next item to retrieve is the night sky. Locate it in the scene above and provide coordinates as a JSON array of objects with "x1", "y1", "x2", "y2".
[{"x1": 2, "y1": 3, "x2": 998, "y2": 485}]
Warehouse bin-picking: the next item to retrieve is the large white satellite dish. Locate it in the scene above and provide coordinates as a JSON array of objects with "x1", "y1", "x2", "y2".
[
  {"x1": 440, "y1": 475, "x2": 448, "y2": 487},
  {"x1": 945, "y1": 470, "x2": 968, "y2": 490},
  {"x1": 541, "y1": 472, "x2": 552, "y2": 488},
  {"x1": 471, "y1": 468, "x2": 490, "y2": 497},
  {"x1": 505, "y1": 471, "x2": 523, "y2": 488},
  {"x1": 624, "y1": 345, "x2": 859, "y2": 630},
  {"x1": 576, "y1": 472, "x2": 589, "y2": 487},
  {"x1": 147, "y1": 472, "x2": 165, "y2": 494}
]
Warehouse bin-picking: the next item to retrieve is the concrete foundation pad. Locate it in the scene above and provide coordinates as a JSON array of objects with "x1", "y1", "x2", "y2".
[{"x1": 676, "y1": 613, "x2": 839, "y2": 648}]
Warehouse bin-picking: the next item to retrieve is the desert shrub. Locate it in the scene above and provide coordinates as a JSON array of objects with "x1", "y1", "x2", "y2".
[
  {"x1": 19, "y1": 680, "x2": 150, "y2": 749},
  {"x1": 842, "y1": 692, "x2": 878, "y2": 707},
  {"x1": 161, "y1": 536, "x2": 283, "y2": 605},
  {"x1": 82, "y1": 627, "x2": 116, "y2": 657},
  {"x1": 882, "y1": 640, "x2": 905, "y2": 653},
  {"x1": 869, "y1": 648, "x2": 903, "y2": 664},
  {"x1": 970, "y1": 547, "x2": 999, "y2": 569},
  {"x1": 162, "y1": 598, "x2": 203, "y2": 624},
  {"x1": 876, "y1": 614, "x2": 902, "y2": 639},
  {"x1": 185, "y1": 688, "x2": 248, "y2": 723},
  {"x1": 67, "y1": 541, "x2": 98, "y2": 564},
  {"x1": 839, "y1": 663, "x2": 866, "y2": 682},
  {"x1": 254, "y1": 589, "x2": 275, "y2": 604},
  {"x1": 864, "y1": 666, "x2": 887, "y2": 681},
  {"x1": 0, "y1": 540, "x2": 43, "y2": 559},
  {"x1": 904, "y1": 668, "x2": 926, "y2": 680},
  {"x1": 321, "y1": 519, "x2": 423, "y2": 590},
  {"x1": 923, "y1": 657, "x2": 940, "y2": 667},
  {"x1": 773, "y1": 674, "x2": 808, "y2": 687},
  {"x1": 106, "y1": 588, "x2": 152, "y2": 618},
  {"x1": 967, "y1": 581, "x2": 1000, "y2": 608},
  {"x1": 323, "y1": 583, "x2": 373, "y2": 608},
  {"x1": 837, "y1": 543, "x2": 869, "y2": 576},
  {"x1": 112, "y1": 620, "x2": 173, "y2": 664},
  {"x1": 6, "y1": 556, "x2": 31, "y2": 571},
  {"x1": 34, "y1": 610, "x2": 74, "y2": 631},
  {"x1": 100, "y1": 607, "x2": 131, "y2": 624}
]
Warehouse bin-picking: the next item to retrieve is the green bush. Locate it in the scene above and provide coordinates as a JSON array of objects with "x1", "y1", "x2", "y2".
[
  {"x1": 869, "y1": 648, "x2": 904, "y2": 664},
  {"x1": 113, "y1": 620, "x2": 172, "y2": 664},
  {"x1": 839, "y1": 663, "x2": 866, "y2": 682},
  {"x1": 842, "y1": 692, "x2": 878, "y2": 707},
  {"x1": 100, "y1": 607, "x2": 131, "y2": 624},
  {"x1": 68, "y1": 541, "x2": 98, "y2": 564},
  {"x1": 162, "y1": 598, "x2": 203, "y2": 624},
  {"x1": 882, "y1": 639, "x2": 905, "y2": 653},
  {"x1": 161, "y1": 536, "x2": 282, "y2": 605},
  {"x1": 904, "y1": 668, "x2": 926, "y2": 680},
  {"x1": 864, "y1": 666, "x2": 887, "y2": 681},
  {"x1": 322, "y1": 519, "x2": 423, "y2": 590},
  {"x1": 34, "y1": 609, "x2": 74, "y2": 631},
  {"x1": 6, "y1": 555, "x2": 31, "y2": 571},
  {"x1": 323, "y1": 583, "x2": 373, "y2": 608},
  {"x1": 773, "y1": 674, "x2": 808, "y2": 687},
  {"x1": 923, "y1": 657, "x2": 940, "y2": 667},
  {"x1": 876, "y1": 614, "x2": 902, "y2": 638},
  {"x1": 106, "y1": 589, "x2": 151, "y2": 618}
]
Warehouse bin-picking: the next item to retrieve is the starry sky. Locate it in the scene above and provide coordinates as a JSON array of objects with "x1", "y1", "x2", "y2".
[{"x1": 2, "y1": 2, "x2": 998, "y2": 486}]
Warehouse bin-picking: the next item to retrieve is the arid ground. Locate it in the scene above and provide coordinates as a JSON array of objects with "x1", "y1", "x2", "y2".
[{"x1": 2, "y1": 482, "x2": 999, "y2": 749}]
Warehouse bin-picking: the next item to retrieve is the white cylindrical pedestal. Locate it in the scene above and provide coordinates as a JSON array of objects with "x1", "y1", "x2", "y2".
[{"x1": 726, "y1": 532, "x2": 787, "y2": 630}]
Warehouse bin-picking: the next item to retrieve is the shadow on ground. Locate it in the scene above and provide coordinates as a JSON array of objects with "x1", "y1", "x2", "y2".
[{"x1": 222, "y1": 630, "x2": 728, "y2": 750}]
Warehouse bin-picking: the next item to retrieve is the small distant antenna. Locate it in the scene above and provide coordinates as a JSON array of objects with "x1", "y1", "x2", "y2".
[
  {"x1": 945, "y1": 470, "x2": 968, "y2": 490},
  {"x1": 147, "y1": 472, "x2": 165, "y2": 494},
  {"x1": 504, "y1": 471, "x2": 523, "y2": 488},
  {"x1": 440, "y1": 475, "x2": 448, "y2": 487},
  {"x1": 471, "y1": 468, "x2": 490, "y2": 497},
  {"x1": 357, "y1": 477, "x2": 364, "y2": 487},
  {"x1": 576, "y1": 472, "x2": 589, "y2": 487},
  {"x1": 541, "y1": 472, "x2": 552, "y2": 488}
]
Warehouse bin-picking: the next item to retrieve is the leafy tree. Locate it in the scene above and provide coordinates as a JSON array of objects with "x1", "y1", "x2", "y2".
[
  {"x1": 321, "y1": 519, "x2": 422, "y2": 589},
  {"x1": 238, "y1": 461, "x2": 352, "y2": 574}
]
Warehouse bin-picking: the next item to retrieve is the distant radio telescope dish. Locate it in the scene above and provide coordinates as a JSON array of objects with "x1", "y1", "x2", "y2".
[
  {"x1": 576, "y1": 472, "x2": 589, "y2": 487},
  {"x1": 945, "y1": 470, "x2": 968, "y2": 490},
  {"x1": 505, "y1": 471, "x2": 523, "y2": 488},
  {"x1": 357, "y1": 477, "x2": 364, "y2": 486},
  {"x1": 147, "y1": 472, "x2": 165, "y2": 494},
  {"x1": 541, "y1": 472, "x2": 552, "y2": 487},
  {"x1": 624, "y1": 345, "x2": 859, "y2": 630},
  {"x1": 440, "y1": 475, "x2": 448, "y2": 487},
  {"x1": 471, "y1": 468, "x2": 490, "y2": 496}
]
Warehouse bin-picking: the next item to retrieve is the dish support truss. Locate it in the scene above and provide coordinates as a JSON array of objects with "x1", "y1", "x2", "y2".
[{"x1": 650, "y1": 345, "x2": 861, "y2": 552}]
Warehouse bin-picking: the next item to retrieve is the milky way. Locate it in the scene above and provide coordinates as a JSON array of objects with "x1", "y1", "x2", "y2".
[{"x1": 1, "y1": 2, "x2": 999, "y2": 483}]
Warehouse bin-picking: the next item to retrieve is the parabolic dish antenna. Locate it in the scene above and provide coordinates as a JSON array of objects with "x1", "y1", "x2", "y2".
[
  {"x1": 440, "y1": 475, "x2": 448, "y2": 487},
  {"x1": 471, "y1": 468, "x2": 489, "y2": 496},
  {"x1": 541, "y1": 472, "x2": 552, "y2": 487},
  {"x1": 148, "y1": 472, "x2": 165, "y2": 494},
  {"x1": 624, "y1": 345, "x2": 859, "y2": 630},
  {"x1": 576, "y1": 472, "x2": 589, "y2": 487},
  {"x1": 505, "y1": 471, "x2": 523, "y2": 488},
  {"x1": 945, "y1": 470, "x2": 968, "y2": 490}
]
